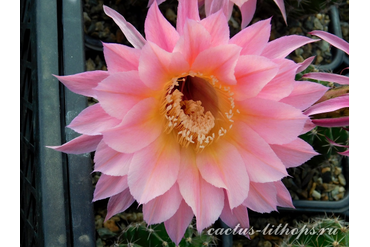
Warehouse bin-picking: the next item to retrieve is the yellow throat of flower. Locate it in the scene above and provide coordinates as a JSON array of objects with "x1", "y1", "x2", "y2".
[{"x1": 162, "y1": 73, "x2": 236, "y2": 152}]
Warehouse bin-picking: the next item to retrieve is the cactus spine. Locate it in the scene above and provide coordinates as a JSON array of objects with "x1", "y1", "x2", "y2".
[{"x1": 280, "y1": 215, "x2": 349, "y2": 247}]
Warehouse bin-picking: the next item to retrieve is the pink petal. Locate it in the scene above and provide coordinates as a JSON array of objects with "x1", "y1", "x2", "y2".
[
  {"x1": 102, "y1": 97, "x2": 162, "y2": 153},
  {"x1": 103, "y1": 6, "x2": 146, "y2": 49},
  {"x1": 274, "y1": 181, "x2": 294, "y2": 208},
  {"x1": 176, "y1": 0, "x2": 200, "y2": 35},
  {"x1": 243, "y1": 182, "x2": 278, "y2": 213},
  {"x1": 148, "y1": 0, "x2": 155, "y2": 6},
  {"x1": 261, "y1": 35, "x2": 317, "y2": 59},
  {"x1": 191, "y1": 44, "x2": 241, "y2": 85},
  {"x1": 128, "y1": 134, "x2": 180, "y2": 204},
  {"x1": 296, "y1": 56, "x2": 315, "y2": 74},
  {"x1": 205, "y1": 0, "x2": 233, "y2": 19},
  {"x1": 257, "y1": 58, "x2": 297, "y2": 101},
  {"x1": 238, "y1": 0, "x2": 257, "y2": 28},
  {"x1": 302, "y1": 72, "x2": 349, "y2": 85},
  {"x1": 273, "y1": 0, "x2": 287, "y2": 24},
  {"x1": 237, "y1": 97, "x2": 307, "y2": 144},
  {"x1": 164, "y1": 200, "x2": 194, "y2": 245},
  {"x1": 177, "y1": 148, "x2": 224, "y2": 232},
  {"x1": 229, "y1": 205, "x2": 250, "y2": 230},
  {"x1": 200, "y1": 10, "x2": 229, "y2": 46},
  {"x1": 304, "y1": 94, "x2": 349, "y2": 116},
  {"x1": 143, "y1": 183, "x2": 182, "y2": 224},
  {"x1": 94, "y1": 141, "x2": 133, "y2": 176},
  {"x1": 312, "y1": 116, "x2": 349, "y2": 127},
  {"x1": 102, "y1": 42, "x2": 140, "y2": 73},
  {"x1": 229, "y1": 18, "x2": 271, "y2": 56},
  {"x1": 233, "y1": 55, "x2": 279, "y2": 100},
  {"x1": 270, "y1": 138, "x2": 318, "y2": 168},
  {"x1": 326, "y1": 136, "x2": 349, "y2": 148},
  {"x1": 168, "y1": 51, "x2": 191, "y2": 76},
  {"x1": 229, "y1": 122, "x2": 288, "y2": 182},
  {"x1": 47, "y1": 134, "x2": 102, "y2": 154},
  {"x1": 310, "y1": 30, "x2": 349, "y2": 55},
  {"x1": 139, "y1": 42, "x2": 171, "y2": 90},
  {"x1": 279, "y1": 80, "x2": 328, "y2": 111},
  {"x1": 67, "y1": 103, "x2": 121, "y2": 135},
  {"x1": 145, "y1": 1, "x2": 179, "y2": 52},
  {"x1": 302, "y1": 118, "x2": 316, "y2": 134},
  {"x1": 93, "y1": 174, "x2": 128, "y2": 201},
  {"x1": 174, "y1": 20, "x2": 212, "y2": 66},
  {"x1": 196, "y1": 140, "x2": 249, "y2": 209},
  {"x1": 220, "y1": 193, "x2": 249, "y2": 229},
  {"x1": 105, "y1": 189, "x2": 135, "y2": 220},
  {"x1": 94, "y1": 71, "x2": 153, "y2": 120},
  {"x1": 338, "y1": 149, "x2": 349, "y2": 156},
  {"x1": 139, "y1": 41, "x2": 189, "y2": 91},
  {"x1": 54, "y1": 71, "x2": 109, "y2": 98}
]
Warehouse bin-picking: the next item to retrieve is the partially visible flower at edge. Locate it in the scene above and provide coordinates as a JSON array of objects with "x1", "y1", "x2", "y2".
[
  {"x1": 148, "y1": 0, "x2": 287, "y2": 28},
  {"x1": 47, "y1": 0, "x2": 328, "y2": 244},
  {"x1": 302, "y1": 30, "x2": 349, "y2": 156}
]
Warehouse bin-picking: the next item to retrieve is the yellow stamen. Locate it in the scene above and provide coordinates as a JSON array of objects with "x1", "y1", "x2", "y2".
[{"x1": 162, "y1": 76, "x2": 238, "y2": 152}]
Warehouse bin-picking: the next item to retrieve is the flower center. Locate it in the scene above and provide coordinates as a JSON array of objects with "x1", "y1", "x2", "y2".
[{"x1": 162, "y1": 73, "x2": 236, "y2": 151}]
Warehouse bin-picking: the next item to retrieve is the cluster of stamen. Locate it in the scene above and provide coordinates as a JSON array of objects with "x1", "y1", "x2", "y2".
[{"x1": 162, "y1": 74, "x2": 236, "y2": 152}]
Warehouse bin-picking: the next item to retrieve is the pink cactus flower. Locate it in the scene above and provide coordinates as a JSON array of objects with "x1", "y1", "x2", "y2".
[{"x1": 48, "y1": 0, "x2": 328, "y2": 244}]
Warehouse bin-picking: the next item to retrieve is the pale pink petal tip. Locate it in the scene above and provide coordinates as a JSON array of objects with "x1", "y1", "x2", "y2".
[
  {"x1": 304, "y1": 94, "x2": 349, "y2": 116},
  {"x1": 220, "y1": 194, "x2": 250, "y2": 233},
  {"x1": 310, "y1": 30, "x2": 349, "y2": 55},
  {"x1": 102, "y1": 42, "x2": 140, "y2": 72},
  {"x1": 128, "y1": 135, "x2": 180, "y2": 204},
  {"x1": 270, "y1": 138, "x2": 318, "y2": 169},
  {"x1": 197, "y1": 141, "x2": 249, "y2": 209},
  {"x1": 103, "y1": 5, "x2": 146, "y2": 49},
  {"x1": 143, "y1": 184, "x2": 182, "y2": 225},
  {"x1": 326, "y1": 137, "x2": 349, "y2": 156},
  {"x1": 262, "y1": 35, "x2": 317, "y2": 59},
  {"x1": 176, "y1": 0, "x2": 200, "y2": 34},
  {"x1": 47, "y1": 134, "x2": 102, "y2": 154},
  {"x1": 93, "y1": 174, "x2": 128, "y2": 202},
  {"x1": 243, "y1": 182, "x2": 278, "y2": 213},
  {"x1": 105, "y1": 189, "x2": 135, "y2": 220},
  {"x1": 164, "y1": 200, "x2": 194, "y2": 245},
  {"x1": 275, "y1": 181, "x2": 294, "y2": 208},
  {"x1": 338, "y1": 149, "x2": 349, "y2": 156},
  {"x1": 296, "y1": 56, "x2": 315, "y2": 74},
  {"x1": 145, "y1": 1, "x2": 179, "y2": 52},
  {"x1": 238, "y1": 0, "x2": 257, "y2": 29},
  {"x1": 54, "y1": 71, "x2": 109, "y2": 98},
  {"x1": 93, "y1": 141, "x2": 132, "y2": 176},
  {"x1": 273, "y1": 0, "x2": 287, "y2": 24},
  {"x1": 280, "y1": 80, "x2": 328, "y2": 111},
  {"x1": 67, "y1": 103, "x2": 120, "y2": 136},
  {"x1": 302, "y1": 72, "x2": 349, "y2": 85}
]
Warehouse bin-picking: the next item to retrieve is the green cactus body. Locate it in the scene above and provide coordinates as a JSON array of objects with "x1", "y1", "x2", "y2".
[
  {"x1": 281, "y1": 216, "x2": 349, "y2": 247},
  {"x1": 114, "y1": 222, "x2": 217, "y2": 247}
]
